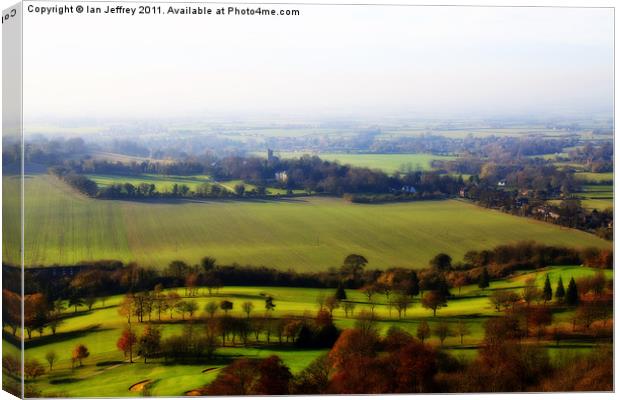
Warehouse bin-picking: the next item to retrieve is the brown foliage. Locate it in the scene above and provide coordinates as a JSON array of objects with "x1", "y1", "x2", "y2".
[
  {"x1": 538, "y1": 348, "x2": 612, "y2": 391},
  {"x1": 421, "y1": 291, "x2": 447, "y2": 316},
  {"x1": 24, "y1": 359, "x2": 45, "y2": 380},
  {"x1": 71, "y1": 344, "x2": 89, "y2": 367},
  {"x1": 328, "y1": 329, "x2": 437, "y2": 394},
  {"x1": 205, "y1": 356, "x2": 292, "y2": 395},
  {"x1": 456, "y1": 343, "x2": 551, "y2": 392}
]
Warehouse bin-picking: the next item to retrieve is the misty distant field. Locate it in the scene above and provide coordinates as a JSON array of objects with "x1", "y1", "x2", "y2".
[{"x1": 11, "y1": 174, "x2": 610, "y2": 270}]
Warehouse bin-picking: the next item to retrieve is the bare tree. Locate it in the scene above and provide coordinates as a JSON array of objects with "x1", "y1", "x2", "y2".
[
  {"x1": 434, "y1": 321, "x2": 453, "y2": 346},
  {"x1": 242, "y1": 301, "x2": 255, "y2": 319},
  {"x1": 456, "y1": 320, "x2": 470, "y2": 345},
  {"x1": 343, "y1": 302, "x2": 356, "y2": 318}
]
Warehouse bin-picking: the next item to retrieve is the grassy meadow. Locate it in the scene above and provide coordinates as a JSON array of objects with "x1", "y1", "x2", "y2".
[
  {"x1": 270, "y1": 152, "x2": 457, "y2": 173},
  {"x1": 86, "y1": 174, "x2": 213, "y2": 193},
  {"x1": 577, "y1": 185, "x2": 613, "y2": 210},
  {"x1": 86, "y1": 174, "x2": 305, "y2": 197},
  {"x1": 11, "y1": 265, "x2": 611, "y2": 397},
  {"x1": 575, "y1": 171, "x2": 613, "y2": 183},
  {"x1": 10, "y1": 174, "x2": 610, "y2": 269}
]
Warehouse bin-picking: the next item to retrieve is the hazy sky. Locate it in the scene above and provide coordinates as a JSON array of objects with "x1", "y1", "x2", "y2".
[{"x1": 23, "y1": 4, "x2": 613, "y2": 119}]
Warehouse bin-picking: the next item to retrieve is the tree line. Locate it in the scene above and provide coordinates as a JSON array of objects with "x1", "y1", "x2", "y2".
[{"x1": 5, "y1": 241, "x2": 611, "y2": 343}]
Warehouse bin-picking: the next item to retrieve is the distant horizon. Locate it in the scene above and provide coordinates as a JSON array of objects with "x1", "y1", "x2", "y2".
[{"x1": 23, "y1": 110, "x2": 616, "y2": 125}]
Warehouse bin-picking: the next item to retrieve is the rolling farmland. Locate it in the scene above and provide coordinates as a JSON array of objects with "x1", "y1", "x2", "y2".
[{"x1": 12, "y1": 174, "x2": 610, "y2": 270}]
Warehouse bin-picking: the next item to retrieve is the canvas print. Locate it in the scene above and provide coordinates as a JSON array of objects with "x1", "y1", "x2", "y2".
[{"x1": 2, "y1": 1, "x2": 614, "y2": 397}]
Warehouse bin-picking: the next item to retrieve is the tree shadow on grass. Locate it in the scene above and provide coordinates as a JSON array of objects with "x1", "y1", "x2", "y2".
[
  {"x1": 95, "y1": 360, "x2": 124, "y2": 367},
  {"x1": 109, "y1": 196, "x2": 312, "y2": 206},
  {"x1": 60, "y1": 306, "x2": 115, "y2": 321},
  {"x1": 49, "y1": 377, "x2": 82, "y2": 385},
  {"x1": 180, "y1": 293, "x2": 267, "y2": 301},
  {"x1": 377, "y1": 314, "x2": 486, "y2": 324},
  {"x1": 25, "y1": 324, "x2": 113, "y2": 349},
  {"x1": 2, "y1": 331, "x2": 21, "y2": 348}
]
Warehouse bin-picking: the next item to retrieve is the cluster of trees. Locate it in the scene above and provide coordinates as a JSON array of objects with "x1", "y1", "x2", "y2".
[
  {"x1": 483, "y1": 269, "x2": 613, "y2": 347},
  {"x1": 48, "y1": 167, "x2": 99, "y2": 196},
  {"x1": 563, "y1": 142, "x2": 613, "y2": 173},
  {"x1": 2, "y1": 137, "x2": 88, "y2": 167},
  {"x1": 464, "y1": 184, "x2": 612, "y2": 239},
  {"x1": 3, "y1": 346, "x2": 87, "y2": 389},
  {"x1": 65, "y1": 158, "x2": 205, "y2": 176},
  {"x1": 369, "y1": 134, "x2": 578, "y2": 161},
  {"x1": 201, "y1": 317, "x2": 444, "y2": 395},
  {"x1": 440, "y1": 242, "x2": 612, "y2": 296},
  {"x1": 201, "y1": 311, "x2": 612, "y2": 395},
  {"x1": 433, "y1": 153, "x2": 612, "y2": 238},
  {"x1": 205, "y1": 355, "x2": 294, "y2": 395},
  {"x1": 459, "y1": 241, "x2": 611, "y2": 271},
  {"x1": 108, "y1": 286, "x2": 341, "y2": 364},
  {"x1": 19, "y1": 258, "x2": 338, "y2": 309},
  {"x1": 344, "y1": 192, "x2": 443, "y2": 204}
]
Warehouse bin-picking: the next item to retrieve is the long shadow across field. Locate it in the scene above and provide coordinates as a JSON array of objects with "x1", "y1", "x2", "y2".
[
  {"x1": 106, "y1": 196, "x2": 313, "y2": 205},
  {"x1": 24, "y1": 324, "x2": 113, "y2": 349}
]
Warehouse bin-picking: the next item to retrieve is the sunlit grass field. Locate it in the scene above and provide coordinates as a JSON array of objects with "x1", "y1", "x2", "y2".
[
  {"x1": 12, "y1": 265, "x2": 611, "y2": 397},
  {"x1": 575, "y1": 172, "x2": 613, "y2": 183},
  {"x1": 10, "y1": 175, "x2": 610, "y2": 269},
  {"x1": 86, "y1": 173, "x2": 213, "y2": 192},
  {"x1": 577, "y1": 185, "x2": 613, "y2": 210},
  {"x1": 268, "y1": 152, "x2": 456, "y2": 173},
  {"x1": 86, "y1": 173, "x2": 305, "y2": 197}
]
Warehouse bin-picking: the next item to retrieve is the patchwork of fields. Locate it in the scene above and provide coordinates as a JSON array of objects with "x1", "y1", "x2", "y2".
[
  {"x1": 11, "y1": 265, "x2": 612, "y2": 397},
  {"x1": 7, "y1": 174, "x2": 610, "y2": 270}
]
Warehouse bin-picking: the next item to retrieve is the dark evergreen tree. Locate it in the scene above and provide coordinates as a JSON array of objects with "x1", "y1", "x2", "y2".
[
  {"x1": 436, "y1": 276, "x2": 452, "y2": 297},
  {"x1": 335, "y1": 284, "x2": 347, "y2": 300},
  {"x1": 295, "y1": 324, "x2": 314, "y2": 348},
  {"x1": 542, "y1": 274, "x2": 552, "y2": 303},
  {"x1": 565, "y1": 277, "x2": 579, "y2": 306},
  {"x1": 404, "y1": 271, "x2": 420, "y2": 297},
  {"x1": 478, "y1": 267, "x2": 490, "y2": 289},
  {"x1": 555, "y1": 277, "x2": 565, "y2": 300},
  {"x1": 430, "y1": 253, "x2": 452, "y2": 270}
]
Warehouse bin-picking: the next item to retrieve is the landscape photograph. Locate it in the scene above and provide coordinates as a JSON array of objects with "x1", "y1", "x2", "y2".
[{"x1": 2, "y1": 3, "x2": 614, "y2": 397}]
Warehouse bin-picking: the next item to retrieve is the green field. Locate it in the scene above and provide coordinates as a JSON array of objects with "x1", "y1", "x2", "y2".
[
  {"x1": 577, "y1": 185, "x2": 613, "y2": 210},
  {"x1": 378, "y1": 127, "x2": 606, "y2": 140},
  {"x1": 575, "y1": 172, "x2": 613, "y2": 183},
  {"x1": 11, "y1": 265, "x2": 611, "y2": 397},
  {"x1": 86, "y1": 174, "x2": 304, "y2": 196},
  {"x1": 9, "y1": 174, "x2": 610, "y2": 269},
  {"x1": 86, "y1": 173, "x2": 213, "y2": 193},
  {"x1": 262, "y1": 152, "x2": 457, "y2": 173}
]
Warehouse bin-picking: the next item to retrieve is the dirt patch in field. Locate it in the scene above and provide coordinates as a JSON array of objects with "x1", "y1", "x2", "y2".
[
  {"x1": 185, "y1": 390, "x2": 204, "y2": 396},
  {"x1": 128, "y1": 379, "x2": 152, "y2": 392}
]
